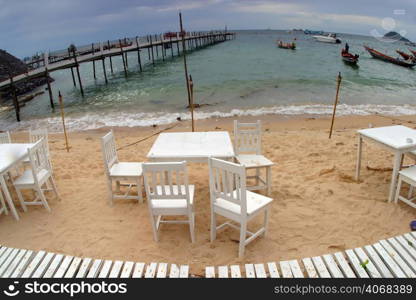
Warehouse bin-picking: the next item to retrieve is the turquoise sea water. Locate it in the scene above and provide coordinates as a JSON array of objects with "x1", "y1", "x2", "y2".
[{"x1": 1, "y1": 30, "x2": 416, "y2": 131}]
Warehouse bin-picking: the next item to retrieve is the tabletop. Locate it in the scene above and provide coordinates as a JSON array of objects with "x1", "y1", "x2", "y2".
[
  {"x1": 0, "y1": 143, "x2": 34, "y2": 174},
  {"x1": 147, "y1": 131, "x2": 235, "y2": 162},
  {"x1": 358, "y1": 125, "x2": 416, "y2": 151}
]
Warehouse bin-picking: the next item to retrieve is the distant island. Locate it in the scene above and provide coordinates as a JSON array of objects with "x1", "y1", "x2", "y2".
[{"x1": 383, "y1": 31, "x2": 411, "y2": 43}]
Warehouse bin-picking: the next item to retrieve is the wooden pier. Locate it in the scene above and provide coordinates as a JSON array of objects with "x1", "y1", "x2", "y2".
[{"x1": 0, "y1": 31, "x2": 235, "y2": 121}]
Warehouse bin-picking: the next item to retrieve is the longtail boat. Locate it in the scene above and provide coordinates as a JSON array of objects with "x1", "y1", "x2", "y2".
[
  {"x1": 277, "y1": 40, "x2": 296, "y2": 50},
  {"x1": 409, "y1": 49, "x2": 416, "y2": 57},
  {"x1": 364, "y1": 46, "x2": 416, "y2": 68},
  {"x1": 396, "y1": 50, "x2": 415, "y2": 61}
]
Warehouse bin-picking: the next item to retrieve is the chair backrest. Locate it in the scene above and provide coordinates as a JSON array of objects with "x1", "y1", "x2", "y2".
[
  {"x1": 101, "y1": 130, "x2": 119, "y2": 175},
  {"x1": 29, "y1": 128, "x2": 49, "y2": 155},
  {"x1": 208, "y1": 157, "x2": 247, "y2": 215},
  {"x1": 233, "y1": 120, "x2": 262, "y2": 155},
  {"x1": 0, "y1": 131, "x2": 11, "y2": 144},
  {"x1": 28, "y1": 138, "x2": 51, "y2": 185},
  {"x1": 142, "y1": 161, "x2": 191, "y2": 204}
]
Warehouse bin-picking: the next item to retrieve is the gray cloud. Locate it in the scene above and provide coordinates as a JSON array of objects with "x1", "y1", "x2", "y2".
[{"x1": 1, "y1": 0, "x2": 415, "y2": 57}]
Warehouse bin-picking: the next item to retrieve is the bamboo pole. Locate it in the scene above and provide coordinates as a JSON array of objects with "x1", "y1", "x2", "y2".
[
  {"x1": 179, "y1": 12, "x2": 192, "y2": 107},
  {"x1": 189, "y1": 75, "x2": 195, "y2": 132},
  {"x1": 58, "y1": 91, "x2": 70, "y2": 152},
  {"x1": 329, "y1": 72, "x2": 342, "y2": 139}
]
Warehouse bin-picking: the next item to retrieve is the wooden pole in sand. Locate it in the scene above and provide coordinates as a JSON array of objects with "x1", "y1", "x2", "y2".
[
  {"x1": 179, "y1": 12, "x2": 192, "y2": 107},
  {"x1": 189, "y1": 75, "x2": 195, "y2": 132},
  {"x1": 58, "y1": 91, "x2": 70, "y2": 152},
  {"x1": 329, "y1": 72, "x2": 342, "y2": 139}
]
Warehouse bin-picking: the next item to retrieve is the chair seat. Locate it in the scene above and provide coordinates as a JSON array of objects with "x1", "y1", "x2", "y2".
[
  {"x1": 110, "y1": 162, "x2": 142, "y2": 177},
  {"x1": 399, "y1": 165, "x2": 416, "y2": 181},
  {"x1": 215, "y1": 190, "x2": 272, "y2": 216},
  {"x1": 151, "y1": 185, "x2": 195, "y2": 209},
  {"x1": 14, "y1": 169, "x2": 49, "y2": 186},
  {"x1": 236, "y1": 154, "x2": 274, "y2": 168}
]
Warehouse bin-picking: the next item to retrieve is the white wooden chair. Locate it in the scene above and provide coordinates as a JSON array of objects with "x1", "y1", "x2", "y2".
[
  {"x1": 233, "y1": 120, "x2": 273, "y2": 195},
  {"x1": 142, "y1": 161, "x2": 195, "y2": 243},
  {"x1": 22, "y1": 128, "x2": 49, "y2": 164},
  {"x1": 101, "y1": 130, "x2": 143, "y2": 204},
  {"x1": 208, "y1": 157, "x2": 273, "y2": 258},
  {"x1": 0, "y1": 131, "x2": 11, "y2": 143},
  {"x1": 394, "y1": 166, "x2": 416, "y2": 209},
  {"x1": 13, "y1": 138, "x2": 59, "y2": 212}
]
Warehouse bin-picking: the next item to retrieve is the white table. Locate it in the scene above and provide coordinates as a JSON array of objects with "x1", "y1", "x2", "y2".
[
  {"x1": 355, "y1": 125, "x2": 416, "y2": 202},
  {"x1": 0, "y1": 143, "x2": 34, "y2": 220},
  {"x1": 147, "y1": 131, "x2": 235, "y2": 163}
]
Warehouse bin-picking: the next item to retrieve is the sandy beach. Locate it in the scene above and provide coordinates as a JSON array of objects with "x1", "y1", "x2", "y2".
[{"x1": 1, "y1": 113, "x2": 416, "y2": 276}]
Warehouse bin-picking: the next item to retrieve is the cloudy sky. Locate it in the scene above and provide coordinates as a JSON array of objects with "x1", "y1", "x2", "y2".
[{"x1": 1, "y1": 0, "x2": 415, "y2": 58}]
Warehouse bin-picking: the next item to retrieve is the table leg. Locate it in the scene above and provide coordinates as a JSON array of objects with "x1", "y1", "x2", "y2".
[
  {"x1": 266, "y1": 166, "x2": 272, "y2": 196},
  {"x1": 0, "y1": 175, "x2": 19, "y2": 220},
  {"x1": 388, "y1": 152, "x2": 403, "y2": 203},
  {"x1": 355, "y1": 135, "x2": 362, "y2": 181}
]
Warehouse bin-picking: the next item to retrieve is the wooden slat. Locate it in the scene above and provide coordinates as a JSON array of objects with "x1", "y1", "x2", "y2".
[
  {"x1": 311, "y1": 256, "x2": 331, "y2": 278},
  {"x1": 156, "y1": 262, "x2": 168, "y2": 278},
  {"x1": 218, "y1": 266, "x2": 228, "y2": 278},
  {"x1": 54, "y1": 256, "x2": 74, "y2": 278},
  {"x1": 109, "y1": 260, "x2": 124, "y2": 278},
  {"x1": 333, "y1": 252, "x2": 356, "y2": 278},
  {"x1": 396, "y1": 236, "x2": 416, "y2": 261},
  {"x1": 372, "y1": 243, "x2": 405, "y2": 278},
  {"x1": 364, "y1": 245, "x2": 393, "y2": 278},
  {"x1": 0, "y1": 248, "x2": 14, "y2": 269},
  {"x1": 86, "y1": 259, "x2": 102, "y2": 278},
  {"x1": 120, "y1": 261, "x2": 134, "y2": 278},
  {"x1": 245, "y1": 264, "x2": 255, "y2": 278},
  {"x1": 345, "y1": 249, "x2": 370, "y2": 278},
  {"x1": 388, "y1": 238, "x2": 416, "y2": 273},
  {"x1": 353, "y1": 248, "x2": 382, "y2": 278},
  {"x1": 322, "y1": 254, "x2": 343, "y2": 278},
  {"x1": 98, "y1": 260, "x2": 113, "y2": 278},
  {"x1": 279, "y1": 261, "x2": 293, "y2": 278},
  {"x1": 230, "y1": 265, "x2": 241, "y2": 278},
  {"x1": 131, "y1": 262, "x2": 145, "y2": 278},
  {"x1": 32, "y1": 252, "x2": 55, "y2": 278},
  {"x1": 289, "y1": 260, "x2": 304, "y2": 278},
  {"x1": 75, "y1": 258, "x2": 92, "y2": 278},
  {"x1": 2, "y1": 249, "x2": 27, "y2": 278},
  {"x1": 302, "y1": 258, "x2": 319, "y2": 278},
  {"x1": 267, "y1": 262, "x2": 280, "y2": 278},
  {"x1": 169, "y1": 264, "x2": 180, "y2": 278},
  {"x1": 205, "y1": 266, "x2": 215, "y2": 278},
  {"x1": 0, "y1": 248, "x2": 19, "y2": 277},
  {"x1": 179, "y1": 265, "x2": 188, "y2": 278},
  {"x1": 144, "y1": 262, "x2": 157, "y2": 278},
  {"x1": 254, "y1": 264, "x2": 267, "y2": 278},
  {"x1": 21, "y1": 251, "x2": 46, "y2": 278},
  {"x1": 10, "y1": 250, "x2": 34, "y2": 278},
  {"x1": 379, "y1": 240, "x2": 415, "y2": 278},
  {"x1": 64, "y1": 257, "x2": 82, "y2": 278},
  {"x1": 43, "y1": 254, "x2": 63, "y2": 278},
  {"x1": 0, "y1": 247, "x2": 8, "y2": 262}
]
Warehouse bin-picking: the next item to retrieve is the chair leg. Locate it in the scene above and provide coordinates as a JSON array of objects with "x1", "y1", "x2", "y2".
[
  {"x1": 394, "y1": 177, "x2": 403, "y2": 204},
  {"x1": 37, "y1": 186, "x2": 51, "y2": 212},
  {"x1": 137, "y1": 177, "x2": 143, "y2": 204},
  {"x1": 266, "y1": 166, "x2": 272, "y2": 196},
  {"x1": 15, "y1": 188, "x2": 28, "y2": 212},
  {"x1": 49, "y1": 177, "x2": 60, "y2": 200},
  {"x1": 106, "y1": 178, "x2": 114, "y2": 205},
  {"x1": 189, "y1": 212, "x2": 195, "y2": 243},
  {"x1": 150, "y1": 215, "x2": 159, "y2": 242},
  {"x1": 239, "y1": 221, "x2": 247, "y2": 258},
  {"x1": 210, "y1": 209, "x2": 216, "y2": 242},
  {"x1": 263, "y1": 208, "x2": 270, "y2": 237}
]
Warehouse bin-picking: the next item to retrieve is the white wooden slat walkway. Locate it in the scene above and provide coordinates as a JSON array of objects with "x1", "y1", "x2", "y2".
[{"x1": 1, "y1": 232, "x2": 415, "y2": 278}]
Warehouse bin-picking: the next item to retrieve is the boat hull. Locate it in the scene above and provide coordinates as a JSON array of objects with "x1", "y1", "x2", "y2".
[
  {"x1": 365, "y1": 46, "x2": 416, "y2": 68},
  {"x1": 313, "y1": 35, "x2": 341, "y2": 44}
]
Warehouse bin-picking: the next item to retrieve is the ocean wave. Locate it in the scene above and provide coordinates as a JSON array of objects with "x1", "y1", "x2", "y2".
[{"x1": 2, "y1": 103, "x2": 416, "y2": 132}]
